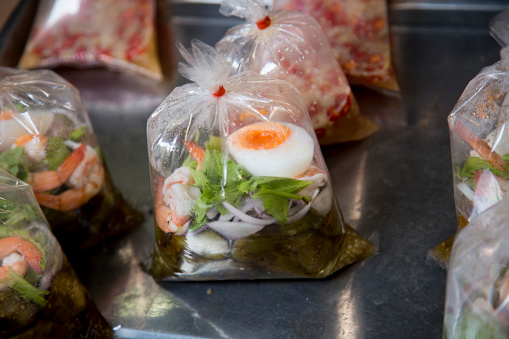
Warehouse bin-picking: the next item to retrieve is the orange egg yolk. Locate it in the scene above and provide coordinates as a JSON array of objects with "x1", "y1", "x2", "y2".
[{"x1": 231, "y1": 122, "x2": 291, "y2": 150}]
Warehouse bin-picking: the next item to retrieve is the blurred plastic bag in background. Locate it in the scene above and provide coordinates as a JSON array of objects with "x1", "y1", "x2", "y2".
[
  {"x1": 0, "y1": 67, "x2": 143, "y2": 257},
  {"x1": 216, "y1": 0, "x2": 378, "y2": 145},
  {"x1": 18, "y1": 0, "x2": 163, "y2": 80},
  {"x1": 444, "y1": 198, "x2": 509, "y2": 338},
  {"x1": 275, "y1": 0, "x2": 399, "y2": 92},
  {"x1": 0, "y1": 169, "x2": 113, "y2": 338},
  {"x1": 147, "y1": 40, "x2": 375, "y2": 280},
  {"x1": 428, "y1": 10, "x2": 509, "y2": 268}
]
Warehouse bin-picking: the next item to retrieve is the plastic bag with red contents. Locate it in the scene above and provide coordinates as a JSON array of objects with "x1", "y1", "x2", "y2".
[
  {"x1": 0, "y1": 67, "x2": 143, "y2": 258},
  {"x1": 18, "y1": 0, "x2": 162, "y2": 80},
  {"x1": 275, "y1": 0, "x2": 399, "y2": 92},
  {"x1": 148, "y1": 40, "x2": 375, "y2": 280},
  {"x1": 215, "y1": 0, "x2": 378, "y2": 145},
  {"x1": 0, "y1": 169, "x2": 113, "y2": 338}
]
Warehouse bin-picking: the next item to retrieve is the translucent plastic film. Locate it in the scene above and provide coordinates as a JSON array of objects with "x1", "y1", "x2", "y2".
[
  {"x1": 444, "y1": 198, "x2": 509, "y2": 338},
  {"x1": 0, "y1": 170, "x2": 113, "y2": 338},
  {"x1": 448, "y1": 52, "x2": 509, "y2": 229},
  {"x1": 147, "y1": 41, "x2": 375, "y2": 280},
  {"x1": 18, "y1": 0, "x2": 163, "y2": 80},
  {"x1": 0, "y1": 67, "x2": 142, "y2": 255},
  {"x1": 274, "y1": 0, "x2": 399, "y2": 91},
  {"x1": 216, "y1": 0, "x2": 378, "y2": 145}
]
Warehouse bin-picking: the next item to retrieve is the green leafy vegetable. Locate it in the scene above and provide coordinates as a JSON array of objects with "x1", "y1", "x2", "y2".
[
  {"x1": 69, "y1": 127, "x2": 86, "y2": 141},
  {"x1": 44, "y1": 137, "x2": 71, "y2": 171},
  {"x1": 188, "y1": 147, "x2": 312, "y2": 230},
  {"x1": 0, "y1": 268, "x2": 49, "y2": 306},
  {"x1": 0, "y1": 147, "x2": 29, "y2": 181},
  {"x1": 459, "y1": 156, "x2": 509, "y2": 188}
]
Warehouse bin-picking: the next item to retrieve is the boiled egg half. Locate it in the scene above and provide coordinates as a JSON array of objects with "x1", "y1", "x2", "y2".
[{"x1": 227, "y1": 121, "x2": 314, "y2": 177}]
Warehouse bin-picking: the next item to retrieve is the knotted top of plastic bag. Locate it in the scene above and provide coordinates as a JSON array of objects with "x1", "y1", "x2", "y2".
[{"x1": 219, "y1": 0, "x2": 269, "y2": 23}]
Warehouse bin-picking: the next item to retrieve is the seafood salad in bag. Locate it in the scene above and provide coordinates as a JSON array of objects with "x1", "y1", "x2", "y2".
[
  {"x1": 448, "y1": 47, "x2": 509, "y2": 229},
  {"x1": 0, "y1": 170, "x2": 113, "y2": 338},
  {"x1": 444, "y1": 198, "x2": 509, "y2": 338},
  {"x1": 215, "y1": 0, "x2": 378, "y2": 145},
  {"x1": 148, "y1": 40, "x2": 375, "y2": 280},
  {"x1": 274, "y1": 0, "x2": 399, "y2": 92},
  {"x1": 18, "y1": 0, "x2": 163, "y2": 80},
  {"x1": 0, "y1": 67, "x2": 142, "y2": 255}
]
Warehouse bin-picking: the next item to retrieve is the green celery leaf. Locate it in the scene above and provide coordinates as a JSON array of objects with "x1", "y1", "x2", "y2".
[
  {"x1": 68, "y1": 127, "x2": 86, "y2": 141},
  {"x1": 0, "y1": 147, "x2": 29, "y2": 181},
  {"x1": 1, "y1": 268, "x2": 49, "y2": 306},
  {"x1": 44, "y1": 137, "x2": 71, "y2": 171},
  {"x1": 253, "y1": 192, "x2": 290, "y2": 224}
]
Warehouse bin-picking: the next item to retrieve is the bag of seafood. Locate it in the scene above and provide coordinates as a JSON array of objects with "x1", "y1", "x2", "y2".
[
  {"x1": 274, "y1": 0, "x2": 399, "y2": 92},
  {"x1": 147, "y1": 40, "x2": 375, "y2": 281},
  {"x1": 428, "y1": 12, "x2": 509, "y2": 268},
  {"x1": 18, "y1": 0, "x2": 163, "y2": 80},
  {"x1": 444, "y1": 198, "x2": 509, "y2": 338},
  {"x1": 448, "y1": 48, "x2": 509, "y2": 230},
  {"x1": 0, "y1": 67, "x2": 143, "y2": 256},
  {"x1": 0, "y1": 169, "x2": 113, "y2": 338},
  {"x1": 215, "y1": 0, "x2": 378, "y2": 145}
]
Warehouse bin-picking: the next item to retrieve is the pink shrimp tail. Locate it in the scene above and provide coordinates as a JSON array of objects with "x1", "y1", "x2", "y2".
[
  {"x1": 453, "y1": 120, "x2": 507, "y2": 171},
  {"x1": 35, "y1": 187, "x2": 89, "y2": 212},
  {"x1": 185, "y1": 141, "x2": 205, "y2": 170},
  {"x1": 29, "y1": 143, "x2": 87, "y2": 192}
]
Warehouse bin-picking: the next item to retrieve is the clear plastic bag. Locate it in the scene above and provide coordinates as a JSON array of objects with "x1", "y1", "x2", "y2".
[
  {"x1": 274, "y1": 0, "x2": 399, "y2": 92},
  {"x1": 18, "y1": 0, "x2": 163, "y2": 80},
  {"x1": 444, "y1": 198, "x2": 509, "y2": 338},
  {"x1": 216, "y1": 0, "x2": 378, "y2": 145},
  {"x1": 0, "y1": 67, "x2": 143, "y2": 256},
  {"x1": 0, "y1": 169, "x2": 113, "y2": 338},
  {"x1": 429, "y1": 10, "x2": 509, "y2": 268},
  {"x1": 147, "y1": 40, "x2": 375, "y2": 280}
]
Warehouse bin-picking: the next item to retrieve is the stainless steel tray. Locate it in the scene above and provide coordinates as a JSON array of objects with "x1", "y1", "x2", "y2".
[{"x1": 1, "y1": 1, "x2": 507, "y2": 338}]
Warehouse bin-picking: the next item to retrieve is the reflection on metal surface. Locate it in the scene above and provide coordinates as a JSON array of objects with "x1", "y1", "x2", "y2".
[
  {"x1": 349, "y1": 148, "x2": 369, "y2": 224},
  {"x1": 336, "y1": 274, "x2": 363, "y2": 338}
]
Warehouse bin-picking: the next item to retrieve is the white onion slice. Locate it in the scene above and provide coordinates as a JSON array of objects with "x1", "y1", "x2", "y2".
[{"x1": 206, "y1": 221, "x2": 265, "y2": 240}]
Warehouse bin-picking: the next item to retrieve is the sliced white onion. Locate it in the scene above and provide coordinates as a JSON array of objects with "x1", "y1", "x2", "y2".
[
  {"x1": 222, "y1": 201, "x2": 276, "y2": 226},
  {"x1": 286, "y1": 188, "x2": 319, "y2": 224},
  {"x1": 206, "y1": 221, "x2": 265, "y2": 240}
]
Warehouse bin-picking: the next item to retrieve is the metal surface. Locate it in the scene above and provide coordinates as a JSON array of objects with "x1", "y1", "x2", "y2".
[{"x1": 0, "y1": 1, "x2": 506, "y2": 338}]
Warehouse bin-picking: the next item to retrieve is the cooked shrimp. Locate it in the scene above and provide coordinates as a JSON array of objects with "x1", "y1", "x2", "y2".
[
  {"x1": 12, "y1": 133, "x2": 47, "y2": 162},
  {"x1": 155, "y1": 167, "x2": 200, "y2": 235},
  {"x1": 295, "y1": 165, "x2": 327, "y2": 196},
  {"x1": 185, "y1": 140, "x2": 205, "y2": 170},
  {"x1": 0, "y1": 236, "x2": 43, "y2": 290},
  {"x1": 31, "y1": 144, "x2": 105, "y2": 211},
  {"x1": 454, "y1": 120, "x2": 507, "y2": 171}
]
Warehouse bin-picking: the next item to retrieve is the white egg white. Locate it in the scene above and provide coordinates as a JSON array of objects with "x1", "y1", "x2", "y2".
[
  {"x1": 227, "y1": 122, "x2": 314, "y2": 177},
  {"x1": 0, "y1": 112, "x2": 54, "y2": 151}
]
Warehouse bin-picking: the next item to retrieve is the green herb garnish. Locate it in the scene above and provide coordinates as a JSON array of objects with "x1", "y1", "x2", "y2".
[
  {"x1": 189, "y1": 147, "x2": 312, "y2": 230},
  {"x1": 43, "y1": 137, "x2": 71, "y2": 171},
  {"x1": 459, "y1": 156, "x2": 509, "y2": 188},
  {"x1": 0, "y1": 147, "x2": 29, "y2": 182},
  {"x1": 69, "y1": 127, "x2": 86, "y2": 141},
  {"x1": 0, "y1": 268, "x2": 49, "y2": 306}
]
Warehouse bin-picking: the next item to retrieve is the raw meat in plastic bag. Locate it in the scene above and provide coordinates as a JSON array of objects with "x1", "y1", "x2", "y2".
[
  {"x1": 274, "y1": 0, "x2": 399, "y2": 91},
  {"x1": 0, "y1": 67, "x2": 143, "y2": 256},
  {"x1": 147, "y1": 40, "x2": 376, "y2": 280},
  {"x1": 216, "y1": 0, "x2": 378, "y2": 145},
  {"x1": 444, "y1": 198, "x2": 509, "y2": 338},
  {"x1": 18, "y1": 0, "x2": 163, "y2": 80},
  {"x1": 0, "y1": 169, "x2": 113, "y2": 338}
]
